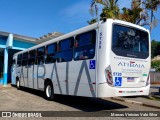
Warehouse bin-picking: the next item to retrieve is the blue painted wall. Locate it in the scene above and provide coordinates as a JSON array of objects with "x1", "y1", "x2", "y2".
[
  {"x1": 0, "y1": 37, "x2": 36, "y2": 49},
  {"x1": 0, "y1": 36, "x2": 37, "y2": 85},
  {"x1": 0, "y1": 37, "x2": 7, "y2": 45},
  {"x1": 13, "y1": 39, "x2": 36, "y2": 49},
  {"x1": 0, "y1": 79, "x2": 3, "y2": 85}
]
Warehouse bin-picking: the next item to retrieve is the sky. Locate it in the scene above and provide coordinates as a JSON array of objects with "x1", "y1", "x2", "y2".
[{"x1": 0, "y1": 0, "x2": 159, "y2": 41}]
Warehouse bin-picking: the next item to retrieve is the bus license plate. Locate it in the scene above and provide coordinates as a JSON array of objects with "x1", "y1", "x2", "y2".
[{"x1": 127, "y1": 77, "x2": 134, "y2": 82}]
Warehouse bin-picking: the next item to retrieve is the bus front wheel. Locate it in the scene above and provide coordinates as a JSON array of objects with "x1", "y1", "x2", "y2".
[{"x1": 44, "y1": 82, "x2": 54, "y2": 101}]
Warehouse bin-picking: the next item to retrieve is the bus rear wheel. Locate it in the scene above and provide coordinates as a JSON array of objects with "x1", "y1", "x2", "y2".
[{"x1": 44, "y1": 82, "x2": 54, "y2": 101}]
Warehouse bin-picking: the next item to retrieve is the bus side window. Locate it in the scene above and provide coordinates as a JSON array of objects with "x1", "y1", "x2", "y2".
[
  {"x1": 74, "y1": 30, "x2": 96, "y2": 61},
  {"x1": 22, "y1": 52, "x2": 28, "y2": 66},
  {"x1": 36, "y1": 47, "x2": 45, "y2": 65},
  {"x1": 28, "y1": 50, "x2": 36, "y2": 66},
  {"x1": 57, "y1": 37, "x2": 74, "y2": 62},
  {"x1": 22, "y1": 60, "x2": 28, "y2": 66},
  {"x1": 45, "y1": 43, "x2": 57, "y2": 64},
  {"x1": 17, "y1": 54, "x2": 22, "y2": 67}
]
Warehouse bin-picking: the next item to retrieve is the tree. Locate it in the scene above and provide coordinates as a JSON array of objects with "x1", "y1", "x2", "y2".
[
  {"x1": 88, "y1": 0, "x2": 119, "y2": 24},
  {"x1": 99, "y1": 0, "x2": 119, "y2": 20},
  {"x1": 143, "y1": 0, "x2": 160, "y2": 31},
  {"x1": 88, "y1": 0, "x2": 101, "y2": 24},
  {"x1": 88, "y1": 0, "x2": 160, "y2": 30},
  {"x1": 151, "y1": 60, "x2": 160, "y2": 71},
  {"x1": 87, "y1": 18, "x2": 97, "y2": 25},
  {"x1": 154, "y1": 42, "x2": 160, "y2": 57},
  {"x1": 151, "y1": 40, "x2": 159, "y2": 58},
  {"x1": 120, "y1": 0, "x2": 143, "y2": 24}
]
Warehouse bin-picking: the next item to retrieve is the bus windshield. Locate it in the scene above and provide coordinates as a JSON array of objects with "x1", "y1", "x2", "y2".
[{"x1": 112, "y1": 24, "x2": 149, "y2": 59}]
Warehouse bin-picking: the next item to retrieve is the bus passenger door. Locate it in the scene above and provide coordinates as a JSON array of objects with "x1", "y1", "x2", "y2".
[
  {"x1": 28, "y1": 62, "x2": 34, "y2": 89},
  {"x1": 22, "y1": 60, "x2": 28, "y2": 87},
  {"x1": 11, "y1": 58, "x2": 16, "y2": 85},
  {"x1": 36, "y1": 64, "x2": 45, "y2": 90}
]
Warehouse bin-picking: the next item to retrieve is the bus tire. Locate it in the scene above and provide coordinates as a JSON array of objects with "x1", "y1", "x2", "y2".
[
  {"x1": 16, "y1": 78, "x2": 20, "y2": 90},
  {"x1": 44, "y1": 82, "x2": 54, "y2": 101}
]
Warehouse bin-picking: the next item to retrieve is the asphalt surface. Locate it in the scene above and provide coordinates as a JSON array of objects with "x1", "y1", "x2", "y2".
[{"x1": 0, "y1": 86, "x2": 159, "y2": 120}]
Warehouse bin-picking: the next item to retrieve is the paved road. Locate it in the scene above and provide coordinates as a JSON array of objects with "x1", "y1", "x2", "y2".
[{"x1": 0, "y1": 86, "x2": 159, "y2": 120}]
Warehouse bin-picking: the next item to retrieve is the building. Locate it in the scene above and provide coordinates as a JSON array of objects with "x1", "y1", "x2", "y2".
[{"x1": 0, "y1": 31, "x2": 62, "y2": 86}]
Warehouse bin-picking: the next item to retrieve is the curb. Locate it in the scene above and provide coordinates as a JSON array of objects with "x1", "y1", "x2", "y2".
[{"x1": 111, "y1": 97, "x2": 160, "y2": 110}]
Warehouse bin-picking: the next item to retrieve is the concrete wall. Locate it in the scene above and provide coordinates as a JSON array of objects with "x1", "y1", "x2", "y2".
[{"x1": 150, "y1": 72, "x2": 160, "y2": 84}]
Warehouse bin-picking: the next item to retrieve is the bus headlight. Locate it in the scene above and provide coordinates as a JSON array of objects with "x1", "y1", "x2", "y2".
[{"x1": 105, "y1": 66, "x2": 113, "y2": 86}]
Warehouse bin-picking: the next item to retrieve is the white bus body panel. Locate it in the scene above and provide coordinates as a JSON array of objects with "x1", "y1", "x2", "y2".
[
  {"x1": 98, "y1": 83, "x2": 150, "y2": 97},
  {"x1": 13, "y1": 23, "x2": 98, "y2": 97},
  {"x1": 12, "y1": 19, "x2": 150, "y2": 98},
  {"x1": 97, "y1": 19, "x2": 150, "y2": 97},
  {"x1": 43, "y1": 59, "x2": 96, "y2": 97}
]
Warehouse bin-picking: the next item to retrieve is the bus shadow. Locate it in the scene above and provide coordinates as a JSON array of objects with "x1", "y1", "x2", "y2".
[
  {"x1": 122, "y1": 96, "x2": 140, "y2": 98},
  {"x1": 54, "y1": 95, "x2": 128, "y2": 112},
  {"x1": 18, "y1": 87, "x2": 128, "y2": 112},
  {"x1": 14, "y1": 86, "x2": 45, "y2": 98}
]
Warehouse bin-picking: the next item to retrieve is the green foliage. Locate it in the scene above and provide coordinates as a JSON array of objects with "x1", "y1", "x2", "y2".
[
  {"x1": 100, "y1": 5, "x2": 119, "y2": 20},
  {"x1": 87, "y1": 18, "x2": 97, "y2": 25},
  {"x1": 144, "y1": 0, "x2": 160, "y2": 30},
  {"x1": 151, "y1": 39, "x2": 160, "y2": 72},
  {"x1": 154, "y1": 42, "x2": 160, "y2": 57},
  {"x1": 99, "y1": 0, "x2": 119, "y2": 20},
  {"x1": 120, "y1": 0, "x2": 143, "y2": 24},
  {"x1": 151, "y1": 60, "x2": 160, "y2": 71},
  {"x1": 145, "y1": 0, "x2": 160, "y2": 11},
  {"x1": 88, "y1": 0, "x2": 160, "y2": 29},
  {"x1": 151, "y1": 40, "x2": 159, "y2": 58},
  {"x1": 89, "y1": 0, "x2": 119, "y2": 24}
]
